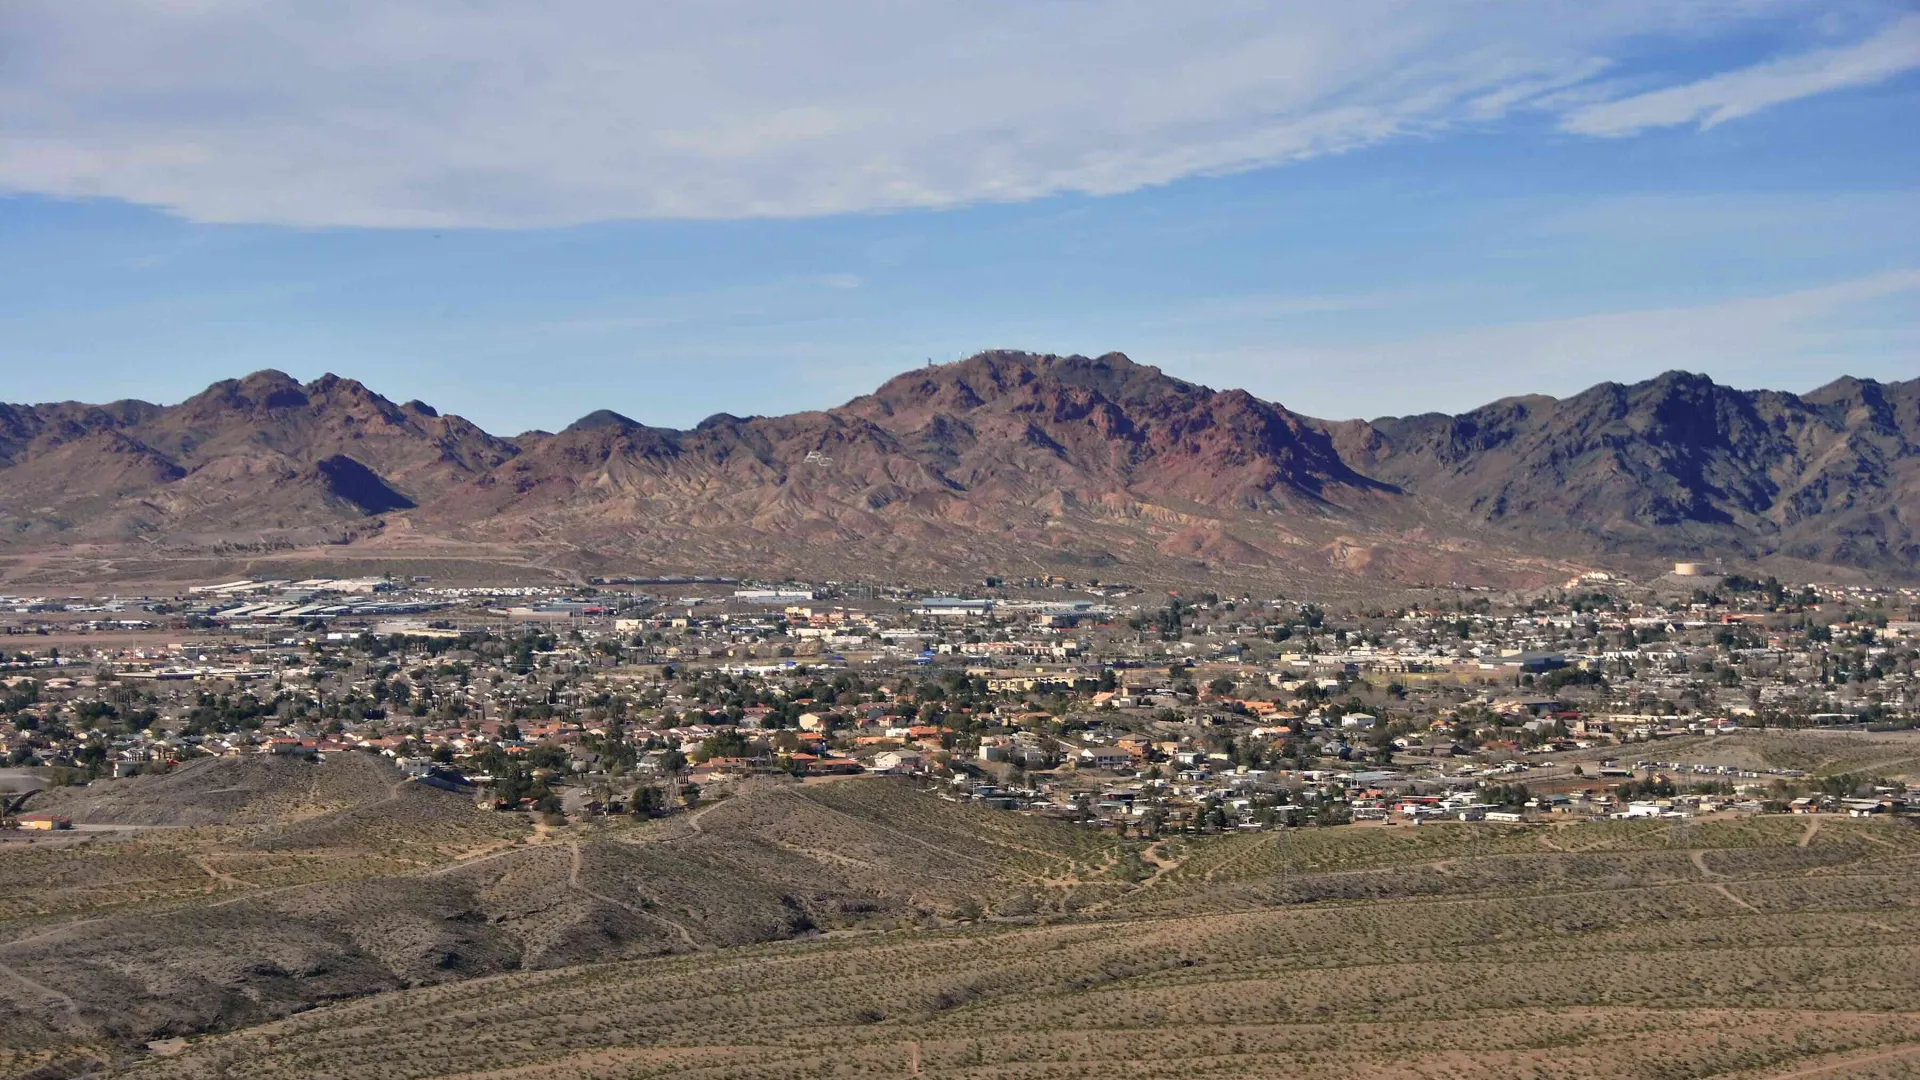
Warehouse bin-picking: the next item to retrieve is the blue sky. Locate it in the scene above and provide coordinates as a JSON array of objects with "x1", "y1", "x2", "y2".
[{"x1": 1, "y1": 1, "x2": 1914, "y2": 433}]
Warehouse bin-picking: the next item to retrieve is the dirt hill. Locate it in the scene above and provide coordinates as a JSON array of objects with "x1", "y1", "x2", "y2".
[
  {"x1": 18, "y1": 791, "x2": 1919, "y2": 1080},
  {"x1": 0, "y1": 759, "x2": 1130, "y2": 1074}
]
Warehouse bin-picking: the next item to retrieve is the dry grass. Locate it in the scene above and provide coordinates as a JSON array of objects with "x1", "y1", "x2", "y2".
[
  {"x1": 79, "y1": 809, "x2": 1920, "y2": 1080},
  {"x1": 118, "y1": 873, "x2": 1920, "y2": 1079},
  {"x1": 7, "y1": 759, "x2": 1918, "y2": 1080},
  {"x1": 0, "y1": 767, "x2": 1143, "y2": 1076}
]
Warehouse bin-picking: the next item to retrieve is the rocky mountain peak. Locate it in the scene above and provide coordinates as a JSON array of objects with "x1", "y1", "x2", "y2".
[
  {"x1": 565, "y1": 409, "x2": 642, "y2": 433},
  {"x1": 859, "y1": 351, "x2": 1191, "y2": 419},
  {"x1": 189, "y1": 369, "x2": 309, "y2": 413}
]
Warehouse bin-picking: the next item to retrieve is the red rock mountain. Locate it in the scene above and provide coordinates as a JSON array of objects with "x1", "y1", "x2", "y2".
[
  {"x1": 1329, "y1": 370, "x2": 1920, "y2": 574},
  {"x1": 0, "y1": 353, "x2": 1912, "y2": 587},
  {"x1": 0, "y1": 371, "x2": 512, "y2": 546}
]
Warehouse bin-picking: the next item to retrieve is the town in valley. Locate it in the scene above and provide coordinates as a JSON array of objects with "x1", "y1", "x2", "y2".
[{"x1": 7, "y1": 562, "x2": 1916, "y2": 838}]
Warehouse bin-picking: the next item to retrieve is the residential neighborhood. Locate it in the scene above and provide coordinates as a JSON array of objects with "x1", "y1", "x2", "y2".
[{"x1": 5, "y1": 568, "x2": 1918, "y2": 834}]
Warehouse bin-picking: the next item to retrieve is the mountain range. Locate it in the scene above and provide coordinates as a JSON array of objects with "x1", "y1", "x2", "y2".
[{"x1": 1, "y1": 352, "x2": 1913, "y2": 588}]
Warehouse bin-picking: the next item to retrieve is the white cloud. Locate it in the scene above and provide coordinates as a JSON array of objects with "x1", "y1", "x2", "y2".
[
  {"x1": 1563, "y1": 14, "x2": 1920, "y2": 135},
  {"x1": 0, "y1": 1, "x2": 1892, "y2": 227}
]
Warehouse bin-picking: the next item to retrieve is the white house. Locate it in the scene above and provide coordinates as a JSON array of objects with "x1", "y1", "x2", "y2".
[{"x1": 1079, "y1": 746, "x2": 1132, "y2": 770}]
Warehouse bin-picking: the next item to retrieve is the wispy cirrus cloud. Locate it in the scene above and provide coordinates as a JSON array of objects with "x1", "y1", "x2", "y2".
[
  {"x1": 0, "y1": 2, "x2": 1909, "y2": 228},
  {"x1": 1564, "y1": 13, "x2": 1920, "y2": 135}
]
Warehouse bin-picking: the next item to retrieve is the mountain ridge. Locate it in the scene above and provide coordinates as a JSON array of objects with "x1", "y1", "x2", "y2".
[{"x1": 0, "y1": 353, "x2": 1912, "y2": 587}]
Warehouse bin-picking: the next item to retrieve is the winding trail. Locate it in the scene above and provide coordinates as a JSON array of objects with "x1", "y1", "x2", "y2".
[
  {"x1": 426, "y1": 834, "x2": 550, "y2": 878},
  {"x1": 1710, "y1": 883, "x2": 1759, "y2": 913},
  {"x1": 0, "y1": 964, "x2": 74, "y2": 1015},
  {"x1": 195, "y1": 856, "x2": 250, "y2": 888},
  {"x1": 0, "y1": 913, "x2": 108, "y2": 1017},
  {"x1": 430, "y1": 794, "x2": 726, "y2": 881},
  {"x1": 660, "y1": 794, "x2": 728, "y2": 840},
  {"x1": 1686, "y1": 848, "x2": 1757, "y2": 911},
  {"x1": 1137, "y1": 842, "x2": 1187, "y2": 889},
  {"x1": 1752, "y1": 1040, "x2": 1920, "y2": 1078},
  {"x1": 566, "y1": 840, "x2": 702, "y2": 952},
  {"x1": 779, "y1": 794, "x2": 1004, "y2": 874},
  {"x1": 0, "y1": 957, "x2": 76, "y2": 1016}
]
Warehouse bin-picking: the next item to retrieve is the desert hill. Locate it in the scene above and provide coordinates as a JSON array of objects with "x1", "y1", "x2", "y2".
[
  {"x1": 3, "y1": 754, "x2": 1916, "y2": 1079},
  {"x1": 126, "y1": 830, "x2": 1920, "y2": 1080},
  {"x1": 0, "y1": 353, "x2": 1913, "y2": 587},
  {"x1": 0, "y1": 756, "x2": 1133, "y2": 1073}
]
